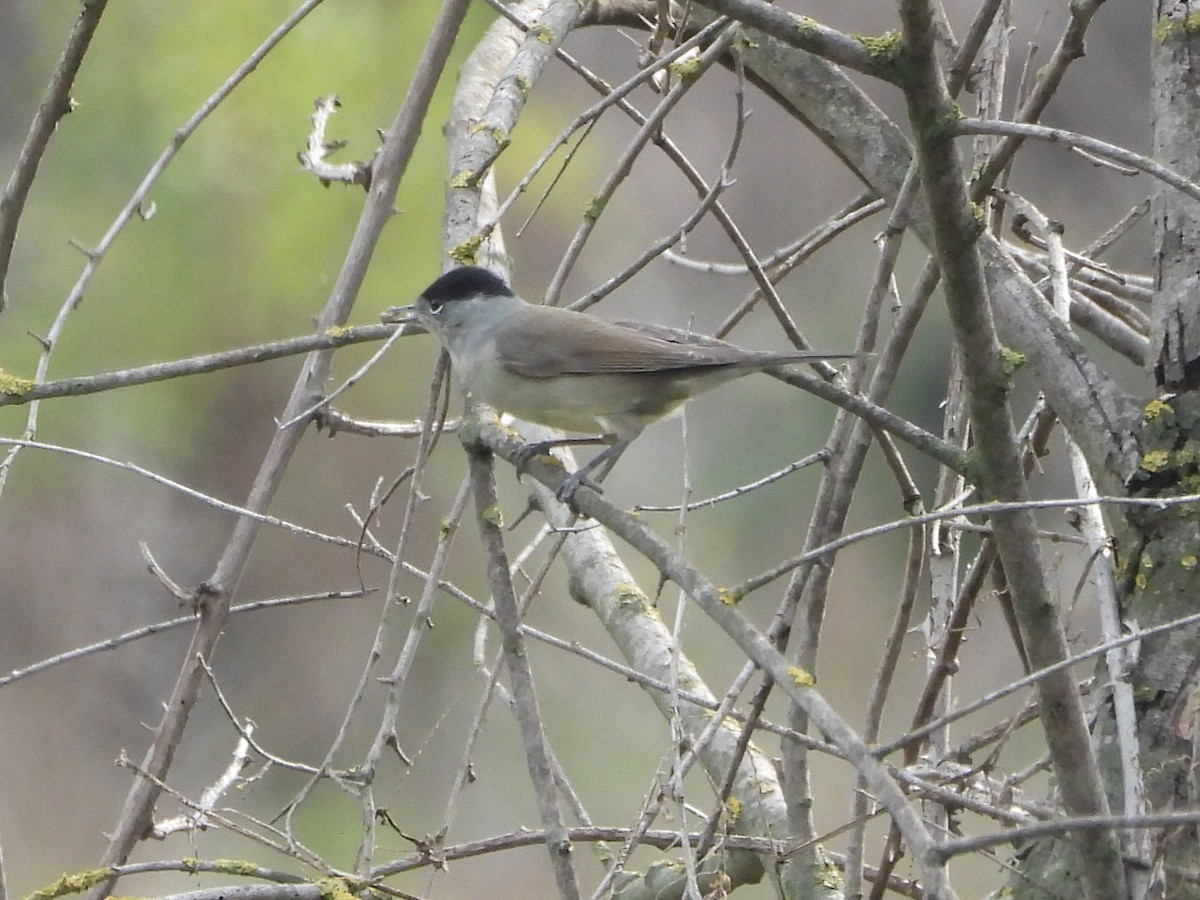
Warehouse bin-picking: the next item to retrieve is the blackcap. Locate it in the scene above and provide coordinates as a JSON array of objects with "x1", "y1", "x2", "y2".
[{"x1": 384, "y1": 267, "x2": 853, "y2": 502}]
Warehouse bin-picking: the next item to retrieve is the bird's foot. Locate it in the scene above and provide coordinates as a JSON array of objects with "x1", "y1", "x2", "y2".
[
  {"x1": 555, "y1": 469, "x2": 602, "y2": 507},
  {"x1": 514, "y1": 439, "x2": 562, "y2": 478},
  {"x1": 514, "y1": 437, "x2": 607, "y2": 509}
]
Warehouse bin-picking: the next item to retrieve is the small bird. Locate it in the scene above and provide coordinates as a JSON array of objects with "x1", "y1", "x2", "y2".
[{"x1": 385, "y1": 266, "x2": 853, "y2": 502}]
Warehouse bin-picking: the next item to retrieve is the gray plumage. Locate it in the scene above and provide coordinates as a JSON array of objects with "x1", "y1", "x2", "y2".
[{"x1": 385, "y1": 266, "x2": 853, "y2": 501}]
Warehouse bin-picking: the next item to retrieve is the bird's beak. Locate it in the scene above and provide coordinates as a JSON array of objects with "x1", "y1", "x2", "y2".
[{"x1": 380, "y1": 304, "x2": 417, "y2": 326}]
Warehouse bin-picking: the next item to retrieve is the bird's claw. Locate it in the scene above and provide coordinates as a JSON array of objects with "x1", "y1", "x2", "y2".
[
  {"x1": 513, "y1": 438, "x2": 603, "y2": 508},
  {"x1": 555, "y1": 469, "x2": 601, "y2": 507},
  {"x1": 514, "y1": 440, "x2": 558, "y2": 478}
]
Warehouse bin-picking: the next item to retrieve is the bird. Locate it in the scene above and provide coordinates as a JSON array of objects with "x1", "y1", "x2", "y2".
[{"x1": 384, "y1": 266, "x2": 854, "y2": 503}]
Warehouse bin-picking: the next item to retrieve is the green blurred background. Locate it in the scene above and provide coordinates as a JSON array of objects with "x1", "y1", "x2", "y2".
[{"x1": 0, "y1": 0, "x2": 1152, "y2": 897}]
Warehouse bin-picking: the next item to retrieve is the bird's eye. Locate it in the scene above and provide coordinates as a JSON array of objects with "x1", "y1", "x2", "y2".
[{"x1": 425, "y1": 297, "x2": 443, "y2": 314}]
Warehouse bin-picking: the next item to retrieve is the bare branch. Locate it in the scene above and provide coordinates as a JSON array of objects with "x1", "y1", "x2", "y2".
[
  {"x1": 897, "y1": 1, "x2": 1124, "y2": 893},
  {"x1": 0, "y1": 324, "x2": 393, "y2": 407},
  {"x1": 544, "y1": 27, "x2": 737, "y2": 305},
  {"x1": 467, "y1": 446, "x2": 581, "y2": 899},
  {"x1": 960, "y1": 118, "x2": 1200, "y2": 204},
  {"x1": 474, "y1": 415, "x2": 958, "y2": 897},
  {"x1": 0, "y1": 0, "x2": 110, "y2": 303},
  {"x1": 87, "y1": 0, "x2": 473, "y2": 885},
  {"x1": 0, "y1": 0, "x2": 332, "y2": 501},
  {"x1": 691, "y1": 0, "x2": 900, "y2": 83},
  {"x1": 930, "y1": 811, "x2": 1200, "y2": 866}
]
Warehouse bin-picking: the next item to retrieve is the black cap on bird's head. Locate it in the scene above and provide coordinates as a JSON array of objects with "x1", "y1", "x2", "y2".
[
  {"x1": 420, "y1": 266, "x2": 514, "y2": 307},
  {"x1": 381, "y1": 266, "x2": 514, "y2": 326}
]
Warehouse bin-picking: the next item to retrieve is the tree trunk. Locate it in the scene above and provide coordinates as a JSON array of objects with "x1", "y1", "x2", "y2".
[{"x1": 1012, "y1": 5, "x2": 1200, "y2": 897}]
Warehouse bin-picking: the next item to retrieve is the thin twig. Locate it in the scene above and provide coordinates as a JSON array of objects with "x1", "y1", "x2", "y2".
[
  {"x1": 1, "y1": 0, "x2": 331, "y2": 503},
  {"x1": 196, "y1": 657, "x2": 322, "y2": 776},
  {"x1": 0, "y1": 589, "x2": 368, "y2": 691},
  {"x1": 0, "y1": 324, "x2": 394, "y2": 407},
  {"x1": 0, "y1": 437, "x2": 385, "y2": 550},
  {"x1": 87, "y1": 0, "x2": 471, "y2": 885},
  {"x1": 961, "y1": 117, "x2": 1200, "y2": 204},
  {"x1": 731, "y1": 491, "x2": 1200, "y2": 602},
  {"x1": 930, "y1": 811, "x2": 1200, "y2": 865},
  {"x1": 353, "y1": 475, "x2": 472, "y2": 866},
  {"x1": 633, "y1": 449, "x2": 829, "y2": 512},
  {"x1": 113, "y1": 751, "x2": 321, "y2": 868},
  {"x1": 278, "y1": 325, "x2": 410, "y2": 429},
  {"x1": 877, "y1": 609, "x2": 1200, "y2": 758},
  {"x1": 543, "y1": 27, "x2": 736, "y2": 305},
  {"x1": 482, "y1": 16, "x2": 731, "y2": 236},
  {"x1": 0, "y1": 0, "x2": 110, "y2": 302},
  {"x1": 662, "y1": 197, "x2": 885, "y2": 275}
]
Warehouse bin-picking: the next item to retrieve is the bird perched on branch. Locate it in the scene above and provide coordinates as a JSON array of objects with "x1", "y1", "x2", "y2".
[{"x1": 385, "y1": 267, "x2": 854, "y2": 503}]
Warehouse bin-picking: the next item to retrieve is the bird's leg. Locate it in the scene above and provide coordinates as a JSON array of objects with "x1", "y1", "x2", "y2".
[
  {"x1": 514, "y1": 434, "x2": 610, "y2": 477},
  {"x1": 555, "y1": 438, "x2": 632, "y2": 505}
]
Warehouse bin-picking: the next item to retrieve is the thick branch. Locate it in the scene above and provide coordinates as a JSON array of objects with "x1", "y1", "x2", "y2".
[
  {"x1": 895, "y1": 2, "x2": 1126, "y2": 897},
  {"x1": 692, "y1": 0, "x2": 900, "y2": 83},
  {"x1": 699, "y1": 11, "x2": 1143, "y2": 488},
  {"x1": 466, "y1": 447, "x2": 581, "y2": 899},
  {"x1": 472, "y1": 417, "x2": 959, "y2": 899},
  {"x1": 1150, "y1": 0, "x2": 1200, "y2": 389}
]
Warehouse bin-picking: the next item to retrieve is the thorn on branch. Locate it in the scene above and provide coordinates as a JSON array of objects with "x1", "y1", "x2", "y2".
[
  {"x1": 385, "y1": 732, "x2": 413, "y2": 766},
  {"x1": 140, "y1": 541, "x2": 191, "y2": 602},
  {"x1": 67, "y1": 236, "x2": 99, "y2": 260}
]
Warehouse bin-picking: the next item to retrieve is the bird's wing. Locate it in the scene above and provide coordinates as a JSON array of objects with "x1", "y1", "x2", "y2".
[{"x1": 494, "y1": 306, "x2": 747, "y2": 377}]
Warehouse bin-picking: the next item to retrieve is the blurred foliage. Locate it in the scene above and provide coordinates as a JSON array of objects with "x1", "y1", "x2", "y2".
[
  {"x1": 3, "y1": 0, "x2": 488, "y2": 384},
  {"x1": 4, "y1": 4, "x2": 489, "y2": 504}
]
